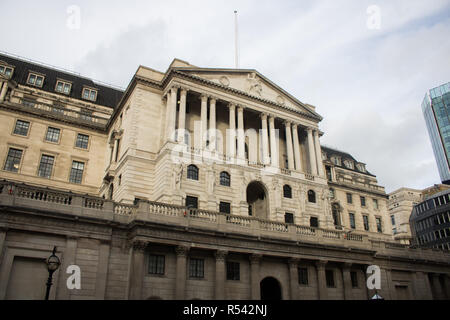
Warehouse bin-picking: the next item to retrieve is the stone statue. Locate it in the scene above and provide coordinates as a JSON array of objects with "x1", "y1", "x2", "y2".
[
  {"x1": 208, "y1": 165, "x2": 216, "y2": 194},
  {"x1": 174, "y1": 163, "x2": 183, "y2": 190}
]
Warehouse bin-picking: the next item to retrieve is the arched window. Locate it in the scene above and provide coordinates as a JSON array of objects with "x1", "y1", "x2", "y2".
[
  {"x1": 220, "y1": 171, "x2": 230, "y2": 186},
  {"x1": 283, "y1": 185, "x2": 292, "y2": 198},
  {"x1": 308, "y1": 190, "x2": 316, "y2": 203},
  {"x1": 187, "y1": 165, "x2": 199, "y2": 180}
]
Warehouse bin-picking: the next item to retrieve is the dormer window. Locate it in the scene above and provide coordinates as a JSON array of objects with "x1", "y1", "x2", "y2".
[
  {"x1": 82, "y1": 87, "x2": 97, "y2": 102},
  {"x1": 27, "y1": 72, "x2": 44, "y2": 87},
  {"x1": 331, "y1": 156, "x2": 341, "y2": 166},
  {"x1": 55, "y1": 80, "x2": 72, "y2": 95},
  {"x1": 0, "y1": 65, "x2": 13, "y2": 78},
  {"x1": 343, "y1": 160, "x2": 354, "y2": 169},
  {"x1": 356, "y1": 163, "x2": 366, "y2": 172}
]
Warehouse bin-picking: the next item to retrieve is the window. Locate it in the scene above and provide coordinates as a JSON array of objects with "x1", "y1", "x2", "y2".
[
  {"x1": 219, "y1": 201, "x2": 231, "y2": 214},
  {"x1": 285, "y1": 212, "x2": 294, "y2": 224},
  {"x1": 82, "y1": 87, "x2": 97, "y2": 101},
  {"x1": 80, "y1": 111, "x2": 93, "y2": 122},
  {"x1": 189, "y1": 258, "x2": 204, "y2": 278},
  {"x1": 69, "y1": 161, "x2": 85, "y2": 184},
  {"x1": 220, "y1": 171, "x2": 230, "y2": 186},
  {"x1": 27, "y1": 73, "x2": 44, "y2": 87},
  {"x1": 349, "y1": 213, "x2": 356, "y2": 229},
  {"x1": 363, "y1": 215, "x2": 370, "y2": 231},
  {"x1": 350, "y1": 271, "x2": 358, "y2": 288},
  {"x1": 326, "y1": 166, "x2": 332, "y2": 181},
  {"x1": 187, "y1": 165, "x2": 199, "y2": 180},
  {"x1": 13, "y1": 120, "x2": 30, "y2": 136},
  {"x1": 329, "y1": 188, "x2": 335, "y2": 199},
  {"x1": 310, "y1": 217, "x2": 319, "y2": 228},
  {"x1": 38, "y1": 154, "x2": 55, "y2": 178},
  {"x1": 4, "y1": 148, "x2": 23, "y2": 172},
  {"x1": 373, "y1": 199, "x2": 379, "y2": 210},
  {"x1": 308, "y1": 190, "x2": 316, "y2": 203},
  {"x1": 391, "y1": 215, "x2": 396, "y2": 225},
  {"x1": 325, "y1": 270, "x2": 335, "y2": 287},
  {"x1": 148, "y1": 254, "x2": 165, "y2": 275},
  {"x1": 186, "y1": 196, "x2": 198, "y2": 209},
  {"x1": 332, "y1": 204, "x2": 340, "y2": 227},
  {"x1": 376, "y1": 217, "x2": 382, "y2": 233},
  {"x1": 360, "y1": 196, "x2": 366, "y2": 207},
  {"x1": 346, "y1": 193, "x2": 353, "y2": 204},
  {"x1": 75, "y1": 133, "x2": 89, "y2": 149},
  {"x1": 55, "y1": 80, "x2": 72, "y2": 94},
  {"x1": 0, "y1": 65, "x2": 13, "y2": 77},
  {"x1": 45, "y1": 127, "x2": 61, "y2": 143},
  {"x1": 298, "y1": 267, "x2": 308, "y2": 285},
  {"x1": 283, "y1": 185, "x2": 292, "y2": 198},
  {"x1": 226, "y1": 261, "x2": 240, "y2": 280}
]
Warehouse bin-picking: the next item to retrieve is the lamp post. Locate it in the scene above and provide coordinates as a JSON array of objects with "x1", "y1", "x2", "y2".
[{"x1": 45, "y1": 246, "x2": 61, "y2": 300}]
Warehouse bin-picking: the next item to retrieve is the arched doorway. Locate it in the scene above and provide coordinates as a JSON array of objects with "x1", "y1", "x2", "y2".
[
  {"x1": 260, "y1": 277, "x2": 282, "y2": 300},
  {"x1": 246, "y1": 181, "x2": 268, "y2": 219}
]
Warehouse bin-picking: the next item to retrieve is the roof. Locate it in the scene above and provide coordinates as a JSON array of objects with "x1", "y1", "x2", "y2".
[
  {"x1": 321, "y1": 145, "x2": 375, "y2": 177},
  {"x1": 0, "y1": 53, "x2": 123, "y2": 109}
]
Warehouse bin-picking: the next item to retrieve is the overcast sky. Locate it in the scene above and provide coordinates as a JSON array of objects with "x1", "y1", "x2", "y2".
[{"x1": 2, "y1": 0, "x2": 449, "y2": 193}]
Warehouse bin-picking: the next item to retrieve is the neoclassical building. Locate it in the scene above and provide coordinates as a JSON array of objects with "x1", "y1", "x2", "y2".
[{"x1": 0, "y1": 53, "x2": 449, "y2": 300}]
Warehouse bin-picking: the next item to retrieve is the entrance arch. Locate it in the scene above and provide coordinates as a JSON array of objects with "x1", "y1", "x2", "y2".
[
  {"x1": 246, "y1": 181, "x2": 268, "y2": 219},
  {"x1": 260, "y1": 277, "x2": 282, "y2": 300}
]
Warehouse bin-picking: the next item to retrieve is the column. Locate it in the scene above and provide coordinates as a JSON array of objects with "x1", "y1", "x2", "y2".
[
  {"x1": 95, "y1": 240, "x2": 111, "y2": 299},
  {"x1": 112, "y1": 138, "x2": 119, "y2": 163},
  {"x1": 288, "y1": 258, "x2": 299, "y2": 300},
  {"x1": 362, "y1": 264, "x2": 371, "y2": 299},
  {"x1": 412, "y1": 271, "x2": 433, "y2": 300},
  {"x1": 315, "y1": 260, "x2": 328, "y2": 300},
  {"x1": 209, "y1": 97, "x2": 217, "y2": 151},
  {"x1": 57, "y1": 236, "x2": 77, "y2": 299},
  {"x1": 0, "y1": 227, "x2": 6, "y2": 263},
  {"x1": 0, "y1": 81, "x2": 7, "y2": 102},
  {"x1": 431, "y1": 273, "x2": 445, "y2": 300},
  {"x1": 269, "y1": 115, "x2": 278, "y2": 167},
  {"x1": 260, "y1": 113, "x2": 270, "y2": 165},
  {"x1": 237, "y1": 106, "x2": 245, "y2": 160},
  {"x1": 292, "y1": 124, "x2": 302, "y2": 172},
  {"x1": 228, "y1": 103, "x2": 236, "y2": 158},
  {"x1": 177, "y1": 88, "x2": 187, "y2": 143},
  {"x1": 307, "y1": 128, "x2": 317, "y2": 175},
  {"x1": 342, "y1": 263, "x2": 353, "y2": 300},
  {"x1": 128, "y1": 240, "x2": 147, "y2": 300},
  {"x1": 215, "y1": 250, "x2": 227, "y2": 300},
  {"x1": 314, "y1": 130, "x2": 325, "y2": 177},
  {"x1": 167, "y1": 86, "x2": 178, "y2": 141},
  {"x1": 175, "y1": 246, "x2": 189, "y2": 300},
  {"x1": 250, "y1": 254, "x2": 262, "y2": 300},
  {"x1": 284, "y1": 121, "x2": 295, "y2": 170},
  {"x1": 200, "y1": 94, "x2": 208, "y2": 148}
]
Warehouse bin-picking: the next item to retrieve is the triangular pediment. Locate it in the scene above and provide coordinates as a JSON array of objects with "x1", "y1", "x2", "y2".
[{"x1": 172, "y1": 67, "x2": 320, "y2": 119}]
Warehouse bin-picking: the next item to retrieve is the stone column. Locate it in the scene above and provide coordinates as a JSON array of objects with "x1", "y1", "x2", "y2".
[
  {"x1": 292, "y1": 124, "x2": 302, "y2": 172},
  {"x1": 215, "y1": 250, "x2": 227, "y2": 300},
  {"x1": 342, "y1": 263, "x2": 353, "y2": 300},
  {"x1": 269, "y1": 115, "x2": 278, "y2": 167},
  {"x1": 175, "y1": 246, "x2": 189, "y2": 300},
  {"x1": 431, "y1": 273, "x2": 445, "y2": 300},
  {"x1": 57, "y1": 236, "x2": 77, "y2": 299},
  {"x1": 250, "y1": 254, "x2": 262, "y2": 300},
  {"x1": 112, "y1": 138, "x2": 119, "y2": 163},
  {"x1": 307, "y1": 127, "x2": 317, "y2": 175},
  {"x1": 200, "y1": 94, "x2": 208, "y2": 148},
  {"x1": 228, "y1": 103, "x2": 236, "y2": 158},
  {"x1": 314, "y1": 130, "x2": 325, "y2": 177},
  {"x1": 315, "y1": 260, "x2": 328, "y2": 300},
  {"x1": 167, "y1": 86, "x2": 178, "y2": 141},
  {"x1": 237, "y1": 106, "x2": 245, "y2": 160},
  {"x1": 362, "y1": 265, "x2": 371, "y2": 299},
  {"x1": 128, "y1": 240, "x2": 147, "y2": 300},
  {"x1": 209, "y1": 97, "x2": 217, "y2": 151},
  {"x1": 412, "y1": 271, "x2": 433, "y2": 300},
  {"x1": 288, "y1": 258, "x2": 299, "y2": 300},
  {"x1": 260, "y1": 113, "x2": 270, "y2": 165},
  {"x1": 0, "y1": 81, "x2": 7, "y2": 102},
  {"x1": 177, "y1": 88, "x2": 187, "y2": 143},
  {"x1": 95, "y1": 240, "x2": 111, "y2": 299},
  {"x1": 284, "y1": 121, "x2": 295, "y2": 170},
  {"x1": 0, "y1": 227, "x2": 6, "y2": 263}
]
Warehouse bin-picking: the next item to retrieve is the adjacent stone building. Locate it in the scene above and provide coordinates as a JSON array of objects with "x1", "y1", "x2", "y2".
[{"x1": 0, "y1": 53, "x2": 450, "y2": 300}]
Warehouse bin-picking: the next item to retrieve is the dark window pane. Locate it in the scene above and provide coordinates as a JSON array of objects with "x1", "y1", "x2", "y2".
[
  {"x1": 187, "y1": 165, "x2": 199, "y2": 180},
  {"x1": 285, "y1": 212, "x2": 294, "y2": 224},
  {"x1": 75, "y1": 133, "x2": 89, "y2": 149},
  {"x1": 220, "y1": 171, "x2": 230, "y2": 186},
  {"x1": 4, "y1": 148, "x2": 23, "y2": 172},
  {"x1": 326, "y1": 270, "x2": 335, "y2": 287},
  {"x1": 349, "y1": 213, "x2": 356, "y2": 229},
  {"x1": 226, "y1": 261, "x2": 240, "y2": 280},
  {"x1": 310, "y1": 217, "x2": 319, "y2": 228},
  {"x1": 148, "y1": 254, "x2": 165, "y2": 275},
  {"x1": 298, "y1": 267, "x2": 308, "y2": 285},
  {"x1": 45, "y1": 127, "x2": 60, "y2": 143},
  {"x1": 363, "y1": 216, "x2": 369, "y2": 231},
  {"x1": 38, "y1": 155, "x2": 54, "y2": 178},
  {"x1": 219, "y1": 202, "x2": 231, "y2": 214},
  {"x1": 69, "y1": 161, "x2": 84, "y2": 184},
  {"x1": 350, "y1": 271, "x2": 358, "y2": 288},
  {"x1": 283, "y1": 185, "x2": 292, "y2": 198},
  {"x1": 308, "y1": 190, "x2": 316, "y2": 203},
  {"x1": 189, "y1": 258, "x2": 204, "y2": 278},
  {"x1": 13, "y1": 120, "x2": 30, "y2": 136},
  {"x1": 346, "y1": 193, "x2": 352, "y2": 204},
  {"x1": 186, "y1": 196, "x2": 198, "y2": 209}
]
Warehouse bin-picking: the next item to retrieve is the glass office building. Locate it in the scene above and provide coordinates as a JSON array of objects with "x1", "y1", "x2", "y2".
[{"x1": 422, "y1": 82, "x2": 450, "y2": 184}]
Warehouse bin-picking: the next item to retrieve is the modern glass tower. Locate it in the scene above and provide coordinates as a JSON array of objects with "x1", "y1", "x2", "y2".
[{"x1": 422, "y1": 82, "x2": 450, "y2": 184}]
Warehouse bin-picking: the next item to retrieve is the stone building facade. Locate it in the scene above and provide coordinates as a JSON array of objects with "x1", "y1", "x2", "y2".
[{"x1": 0, "y1": 53, "x2": 450, "y2": 300}]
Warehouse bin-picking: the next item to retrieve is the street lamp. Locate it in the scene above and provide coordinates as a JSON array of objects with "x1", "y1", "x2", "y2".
[{"x1": 45, "y1": 246, "x2": 60, "y2": 300}]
